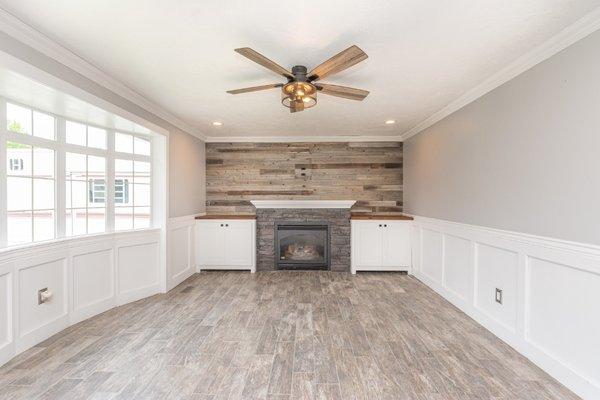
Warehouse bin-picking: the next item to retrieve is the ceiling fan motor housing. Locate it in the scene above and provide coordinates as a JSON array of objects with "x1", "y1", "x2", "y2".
[{"x1": 291, "y1": 65, "x2": 308, "y2": 81}]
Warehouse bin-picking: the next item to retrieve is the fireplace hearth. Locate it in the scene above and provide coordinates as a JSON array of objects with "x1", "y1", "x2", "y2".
[{"x1": 275, "y1": 222, "x2": 330, "y2": 270}]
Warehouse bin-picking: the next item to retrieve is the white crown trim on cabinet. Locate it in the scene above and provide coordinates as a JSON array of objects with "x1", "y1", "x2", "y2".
[{"x1": 409, "y1": 214, "x2": 600, "y2": 400}]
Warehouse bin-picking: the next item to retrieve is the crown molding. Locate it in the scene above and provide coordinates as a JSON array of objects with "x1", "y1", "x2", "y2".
[
  {"x1": 0, "y1": 7, "x2": 207, "y2": 141},
  {"x1": 205, "y1": 134, "x2": 403, "y2": 143},
  {"x1": 399, "y1": 5, "x2": 600, "y2": 141}
]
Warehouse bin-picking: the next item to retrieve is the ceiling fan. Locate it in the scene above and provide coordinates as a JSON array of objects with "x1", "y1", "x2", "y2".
[{"x1": 227, "y1": 45, "x2": 369, "y2": 113}]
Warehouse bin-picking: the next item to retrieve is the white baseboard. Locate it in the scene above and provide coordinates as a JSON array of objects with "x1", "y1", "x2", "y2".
[{"x1": 409, "y1": 215, "x2": 600, "y2": 400}]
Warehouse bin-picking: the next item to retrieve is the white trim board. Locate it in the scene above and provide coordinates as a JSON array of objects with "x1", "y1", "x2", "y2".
[
  {"x1": 250, "y1": 200, "x2": 356, "y2": 209},
  {"x1": 0, "y1": 7, "x2": 206, "y2": 141},
  {"x1": 409, "y1": 214, "x2": 600, "y2": 400},
  {"x1": 205, "y1": 135, "x2": 403, "y2": 143},
  {"x1": 399, "y1": 5, "x2": 600, "y2": 141}
]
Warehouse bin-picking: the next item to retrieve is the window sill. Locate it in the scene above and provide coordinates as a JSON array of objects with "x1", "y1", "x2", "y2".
[{"x1": 0, "y1": 227, "x2": 161, "y2": 260}]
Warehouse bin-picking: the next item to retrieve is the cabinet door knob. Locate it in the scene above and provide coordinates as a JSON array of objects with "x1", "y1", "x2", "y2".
[
  {"x1": 379, "y1": 224, "x2": 382, "y2": 227},
  {"x1": 384, "y1": 224, "x2": 387, "y2": 227},
  {"x1": 225, "y1": 224, "x2": 229, "y2": 227},
  {"x1": 220, "y1": 224, "x2": 224, "y2": 227}
]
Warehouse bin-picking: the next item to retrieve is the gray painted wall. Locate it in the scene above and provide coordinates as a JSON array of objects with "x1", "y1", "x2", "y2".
[
  {"x1": 169, "y1": 129, "x2": 206, "y2": 217},
  {"x1": 404, "y1": 29, "x2": 600, "y2": 245},
  {"x1": 0, "y1": 31, "x2": 206, "y2": 218}
]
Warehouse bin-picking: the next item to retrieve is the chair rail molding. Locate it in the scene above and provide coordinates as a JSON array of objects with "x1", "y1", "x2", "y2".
[{"x1": 409, "y1": 214, "x2": 600, "y2": 400}]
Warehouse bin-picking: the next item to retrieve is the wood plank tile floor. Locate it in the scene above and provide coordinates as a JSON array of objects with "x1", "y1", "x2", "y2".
[{"x1": 0, "y1": 271, "x2": 580, "y2": 400}]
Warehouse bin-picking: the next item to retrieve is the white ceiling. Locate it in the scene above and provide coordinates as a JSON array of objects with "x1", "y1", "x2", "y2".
[{"x1": 0, "y1": 0, "x2": 598, "y2": 140}]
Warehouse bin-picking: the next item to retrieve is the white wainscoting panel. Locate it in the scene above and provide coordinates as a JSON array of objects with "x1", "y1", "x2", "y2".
[
  {"x1": 410, "y1": 215, "x2": 600, "y2": 400},
  {"x1": 421, "y1": 228, "x2": 443, "y2": 282},
  {"x1": 72, "y1": 248, "x2": 114, "y2": 322},
  {"x1": 117, "y1": 242, "x2": 160, "y2": 303},
  {"x1": 17, "y1": 254, "x2": 68, "y2": 351},
  {"x1": 167, "y1": 214, "x2": 198, "y2": 291},
  {"x1": 475, "y1": 243, "x2": 519, "y2": 333},
  {"x1": 0, "y1": 265, "x2": 12, "y2": 366},
  {"x1": 527, "y1": 256, "x2": 600, "y2": 391},
  {"x1": 0, "y1": 228, "x2": 163, "y2": 367},
  {"x1": 442, "y1": 234, "x2": 471, "y2": 304}
]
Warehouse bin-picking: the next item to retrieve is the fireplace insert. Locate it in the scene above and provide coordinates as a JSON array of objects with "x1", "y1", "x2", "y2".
[{"x1": 275, "y1": 221, "x2": 330, "y2": 270}]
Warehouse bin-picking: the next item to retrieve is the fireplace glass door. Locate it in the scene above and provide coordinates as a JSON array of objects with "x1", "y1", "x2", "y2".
[{"x1": 275, "y1": 223, "x2": 330, "y2": 270}]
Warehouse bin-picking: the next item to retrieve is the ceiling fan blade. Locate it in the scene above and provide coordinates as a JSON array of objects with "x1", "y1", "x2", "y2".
[
  {"x1": 227, "y1": 84, "x2": 283, "y2": 94},
  {"x1": 308, "y1": 45, "x2": 368, "y2": 81},
  {"x1": 235, "y1": 48, "x2": 293, "y2": 79},
  {"x1": 316, "y1": 83, "x2": 369, "y2": 101}
]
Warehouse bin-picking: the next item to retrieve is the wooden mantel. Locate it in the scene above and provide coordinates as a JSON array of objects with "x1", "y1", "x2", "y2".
[{"x1": 250, "y1": 200, "x2": 357, "y2": 209}]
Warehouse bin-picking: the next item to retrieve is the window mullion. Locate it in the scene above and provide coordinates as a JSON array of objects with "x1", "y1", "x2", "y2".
[{"x1": 56, "y1": 118, "x2": 66, "y2": 238}]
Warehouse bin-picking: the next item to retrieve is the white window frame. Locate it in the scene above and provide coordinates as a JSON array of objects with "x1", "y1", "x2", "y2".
[{"x1": 0, "y1": 96, "x2": 154, "y2": 248}]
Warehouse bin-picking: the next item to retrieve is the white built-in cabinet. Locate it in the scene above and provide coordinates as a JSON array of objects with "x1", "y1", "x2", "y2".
[
  {"x1": 351, "y1": 220, "x2": 411, "y2": 274},
  {"x1": 195, "y1": 219, "x2": 256, "y2": 272}
]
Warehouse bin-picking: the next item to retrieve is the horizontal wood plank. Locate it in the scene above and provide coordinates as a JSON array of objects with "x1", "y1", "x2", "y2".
[{"x1": 206, "y1": 142, "x2": 403, "y2": 215}]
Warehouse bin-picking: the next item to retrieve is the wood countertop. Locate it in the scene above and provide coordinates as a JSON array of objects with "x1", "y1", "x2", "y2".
[
  {"x1": 350, "y1": 214, "x2": 414, "y2": 220},
  {"x1": 195, "y1": 214, "x2": 256, "y2": 220},
  {"x1": 195, "y1": 214, "x2": 413, "y2": 221}
]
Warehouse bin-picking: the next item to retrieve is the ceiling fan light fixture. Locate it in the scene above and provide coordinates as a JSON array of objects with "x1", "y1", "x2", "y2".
[
  {"x1": 281, "y1": 81, "x2": 317, "y2": 110},
  {"x1": 228, "y1": 45, "x2": 369, "y2": 112}
]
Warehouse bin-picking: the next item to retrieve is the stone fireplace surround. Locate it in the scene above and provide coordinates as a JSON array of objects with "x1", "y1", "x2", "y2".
[{"x1": 253, "y1": 201, "x2": 354, "y2": 272}]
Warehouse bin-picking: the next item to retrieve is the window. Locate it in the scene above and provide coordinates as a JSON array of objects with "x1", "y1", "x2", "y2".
[
  {"x1": 66, "y1": 120, "x2": 107, "y2": 149},
  {"x1": 9, "y1": 158, "x2": 24, "y2": 171},
  {"x1": 115, "y1": 132, "x2": 150, "y2": 156},
  {"x1": 88, "y1": 179, "x2": 131, "y2": 205},
  {"x1": 7, "y1": 103, "x2": 55, "y2": 140},
  {"x1": 6, "y1": 141, "x2": 55, "y2": 245},
  {"x1": 114, "y1": 159, "x2": 151, "y2": 230},
  {"x1": 88, "y1": 179, "x2": 106, "y2": 204},
  {"x1": 65, "y1": 152, "x2": 106, "y2": 235},
  {"x1": 1, "y1": 99, "x2": 155, "y2": 248}
]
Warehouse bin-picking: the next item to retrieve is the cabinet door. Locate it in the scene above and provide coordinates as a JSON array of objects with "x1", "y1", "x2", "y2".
[
  {"x1": 196, "y1": 222, "x2": 225, "y2": 265},
  {"x1": 382, "y1": 222, "x2": 411, "y2": 267},
  {"x1": 356, "y1": 222, "x2": 383, "y2": 267},
  {"x1": 224, "y1": 222, "x2": 254, "y2": 266}
]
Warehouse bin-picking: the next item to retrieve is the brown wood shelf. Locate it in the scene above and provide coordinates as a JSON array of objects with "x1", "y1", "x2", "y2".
[
  {"x1": 350, "y1": 214, "x2": 414, "y2": 220},
  {"x1": 195, "y1": 214, "x2": 256, "y2": 220}
]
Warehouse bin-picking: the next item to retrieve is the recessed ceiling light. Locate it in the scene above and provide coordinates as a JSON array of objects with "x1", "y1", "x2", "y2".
[
  {"x1": 212, "y1": 121, "x2": 223, "y2": 126},
  {"x1": 385, "y1": 120, "x2": 395, "y2": 125}
]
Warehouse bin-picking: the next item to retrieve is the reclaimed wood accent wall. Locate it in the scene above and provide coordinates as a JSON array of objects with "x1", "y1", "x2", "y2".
[{"x1": 206, "y1": 142, "x2": 403, "y2": 215}]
